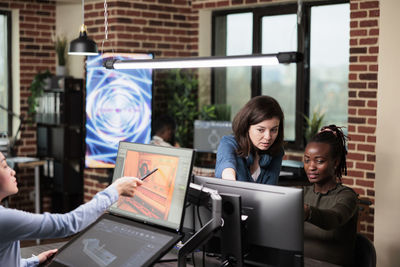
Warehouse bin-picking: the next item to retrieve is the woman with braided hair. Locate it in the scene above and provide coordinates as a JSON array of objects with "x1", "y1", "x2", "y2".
[{"x1": 303, "y1": 125, "x2": 358, "y2": 267}]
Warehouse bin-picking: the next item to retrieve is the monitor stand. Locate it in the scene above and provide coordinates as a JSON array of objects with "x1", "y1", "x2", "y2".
[
  {"x1": 178, "y1": 183, "x2": 222, "y2": 267},
  {"x1": 219, "y1": 193, "x2": 244, "y2": 267}
]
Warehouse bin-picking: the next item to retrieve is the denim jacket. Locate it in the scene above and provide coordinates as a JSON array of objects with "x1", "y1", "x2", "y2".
[{"x1": 215, "y1": 135, "x2": 284, "y2": 184}]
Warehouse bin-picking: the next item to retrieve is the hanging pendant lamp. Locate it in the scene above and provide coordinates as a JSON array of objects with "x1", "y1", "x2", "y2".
[{"x1": 68, "y1": 0, "x2": 98, "y2": 56}]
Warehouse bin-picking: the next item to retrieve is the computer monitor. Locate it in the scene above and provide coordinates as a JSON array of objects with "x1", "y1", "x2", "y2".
[
  {"x1": 194, "y1": 120, "x2": 232, "y2": 153},
  {"x1": 193, "y1": 176, "x2": 304, "y2": 267},
  {"x1": 109, "y1": 141, "x2": 195, "y2": 231}
]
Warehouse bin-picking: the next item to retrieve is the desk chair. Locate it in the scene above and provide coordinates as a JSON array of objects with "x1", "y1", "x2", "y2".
[
  {"x1": 354, "y1": 233, "x2": 376, "y2": 267},
  {"x1": 357, "y1": 198, "x2": 372, "y2": 232}
]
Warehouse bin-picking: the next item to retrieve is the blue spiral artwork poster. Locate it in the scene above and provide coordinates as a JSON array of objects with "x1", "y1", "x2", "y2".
[{"x1": 85, "y1": 53, "x2": 153, "y2": 168}]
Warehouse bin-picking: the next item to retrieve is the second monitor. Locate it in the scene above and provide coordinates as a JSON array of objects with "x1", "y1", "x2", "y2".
[{"x1": 193, "y1": 176, "x2": 304, "y2": 267}]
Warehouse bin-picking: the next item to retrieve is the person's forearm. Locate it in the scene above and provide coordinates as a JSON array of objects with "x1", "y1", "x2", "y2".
[
  {"x1": 0, "y1": 186, "x2": 119, "y2": 243},
  {"x1": 20, "y1": 256, "x2": 39, "y2": 267},
  {"x1": 307, "y1": 204, "x2": 355, "y2": 230},
  {"x1": 221, "y1": 168, "x2": 236, "y2": 180}
]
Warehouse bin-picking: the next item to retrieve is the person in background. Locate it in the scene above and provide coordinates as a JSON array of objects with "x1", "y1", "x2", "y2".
[
  {"x1": 0, "y1": 152, "x2": 143, "y2": 267},
  {"x1": 149, "y1": 114, "x2": 179, "y2": 147},
  {"x1": 303, "y1": 125, "x2": 358, "y2": 267},
  {"x1": 215, "y1": 95, "x2": 285, "y2": 184}
]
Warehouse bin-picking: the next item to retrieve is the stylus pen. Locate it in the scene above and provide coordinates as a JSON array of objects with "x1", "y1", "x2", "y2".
[{"x1": 140, "y1": 168, "x2": 158, "y2": 181}]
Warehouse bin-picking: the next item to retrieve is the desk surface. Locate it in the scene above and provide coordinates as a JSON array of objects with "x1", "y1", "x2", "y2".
[
  {"x1": 21, "y1": 241, "x2": 340, "y2": 267},
  {"x1": 6, "y1": 157, "x2": 46, "y2": 168}
]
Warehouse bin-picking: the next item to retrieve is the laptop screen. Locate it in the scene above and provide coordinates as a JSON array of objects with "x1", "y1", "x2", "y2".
[{"x1": 108, "y1": 142, "x2": 194, "y2": 232}]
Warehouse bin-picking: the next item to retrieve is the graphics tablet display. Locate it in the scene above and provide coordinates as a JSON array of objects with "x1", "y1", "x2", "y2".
[
  {"x1": 109, "y1": 142, "x2": 194, "y2": 231},
  {"x1": 48, "y1": 214, "x2": 180, "y2": 267}
]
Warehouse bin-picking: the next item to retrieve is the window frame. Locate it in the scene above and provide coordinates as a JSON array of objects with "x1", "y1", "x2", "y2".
[
  {"x1": 211, "y1": 0, "x2": 349, "y2": 150},
  {"x1": 0, "y1": 10, "x2": 12, "y2": 137}
]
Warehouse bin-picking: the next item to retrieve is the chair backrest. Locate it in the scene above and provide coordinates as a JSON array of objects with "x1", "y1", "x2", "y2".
[{"x1": 354, "y1": 233, "x2": 376, "y2": 267}]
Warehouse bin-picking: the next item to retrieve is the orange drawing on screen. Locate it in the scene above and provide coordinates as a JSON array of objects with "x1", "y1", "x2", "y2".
[{"x1": 116, "y1": 150, "x2": 179, "y2": 220}]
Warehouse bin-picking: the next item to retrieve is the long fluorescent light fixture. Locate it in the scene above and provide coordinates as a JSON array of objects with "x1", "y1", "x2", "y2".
[{"x1": 103, "y1": 52, "x2": 302, "y2": 70}]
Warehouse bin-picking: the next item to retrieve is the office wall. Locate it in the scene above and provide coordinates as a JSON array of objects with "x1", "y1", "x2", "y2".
[
  {"x1": 0, "y1": 0, "x2": 57, "y2": 212},
  {"x1": 346, "y1": 0, "x2": 379, "y2": 239},
  {"x1": 198, "y1": 10, "x2": 212, "y2": 108},
  {"x1": 375, "y1": 0, "x2": 400, "y2": 266},
  {"x1": 0, "y1": 1, "x2": 56, "y2": 156},
  {"x1": 56, "y1": 2, "x2": 84, "y2": 79},
  {"x1": 11, "y1": 9, "x2": 20, "y2": 138}
]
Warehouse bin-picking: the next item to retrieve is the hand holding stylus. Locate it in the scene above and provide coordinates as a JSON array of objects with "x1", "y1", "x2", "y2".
[{"x1": 113, "y1": 177, "x2": 143, "y2": 197}]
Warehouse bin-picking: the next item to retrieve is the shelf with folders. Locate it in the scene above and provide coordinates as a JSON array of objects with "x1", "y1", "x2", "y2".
[
  {"x1": 35, "y1": 76, "x2": 83, "y2": 126},
  {"x1": 35, "y1": 76, "x2": 84, "y2": 213},
  {"x1": 35, "y1": 90, "x2": 63, "y2": 125}
]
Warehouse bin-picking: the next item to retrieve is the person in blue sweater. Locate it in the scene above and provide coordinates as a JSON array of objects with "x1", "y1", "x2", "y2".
[
  {"x1": 215, "y1": 95, "x2": 285, "y2": 184},
  {"x1": 0, "y1": 152, "x2": 143, "y2": 267}
]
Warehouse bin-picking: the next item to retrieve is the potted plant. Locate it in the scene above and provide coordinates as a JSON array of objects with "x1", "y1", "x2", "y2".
[
  {"x1": 27, "y1": 70, "x2": 52, "y2": 121},
  {"x1": 199, "y1": 103, "x2": 231, "y2": 121},
  {"x1": 54, "y1": 35, "x2": 68, "y2": 76},
  {"x1": 303, "y1": 109, "x2": 325, "y2": 144},
  {"x1": 164, "y1": 69, "x2": 198, "y2": 148},
  {"x1": 162, "y1": 69, "x2": 215, "y2": 148}
]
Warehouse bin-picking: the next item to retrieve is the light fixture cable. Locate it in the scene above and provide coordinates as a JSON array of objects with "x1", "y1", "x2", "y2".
[
  {"x1": 101, "y1": 0, "x2": 108, "y2": 54},
  {"x1": 82, "y1": 0, "x2": 85, "y2": 25},
  {"x1": 101, "y1": 0, "x2": 114, "y2": 57}
]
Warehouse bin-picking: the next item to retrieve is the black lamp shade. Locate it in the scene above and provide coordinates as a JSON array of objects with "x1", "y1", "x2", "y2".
[{"x1": 68, "y1": 28, "x2": 98, "y2": 56}]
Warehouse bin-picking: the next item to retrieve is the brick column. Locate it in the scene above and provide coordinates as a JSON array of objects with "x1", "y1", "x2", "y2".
[{"x1": 347, "y1": 0, "x2": 379, "y2": 240}]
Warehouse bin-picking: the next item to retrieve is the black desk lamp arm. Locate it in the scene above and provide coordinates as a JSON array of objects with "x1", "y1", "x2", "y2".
[{"x1": 178, "y1": 184, "x2": 222, "y2": 267}]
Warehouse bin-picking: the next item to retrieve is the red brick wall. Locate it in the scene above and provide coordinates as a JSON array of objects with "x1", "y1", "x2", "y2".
[
  {"x1": 1, "y1": 0, "x2": 56, "y2": 212},
  {"x1": 346, "y1": 0, "x2": 379, "y2": 240}
]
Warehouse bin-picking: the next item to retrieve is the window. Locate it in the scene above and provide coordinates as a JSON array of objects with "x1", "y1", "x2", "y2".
[
  {"x1": 213, "y1": 12, "x2": 253, "y2": 117},
  {"x1": 261, "y1": 13, "x2": 297, "y2": 141},
  {"x1": 0, "y1": 10, "x2": 12, "y2": 136},
  {"x1": 212, "y1": 1, "x2": 349, "y2": 149},
  {"x1": 309, "y1": 4, "x2": 349, "y2": 129}
]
